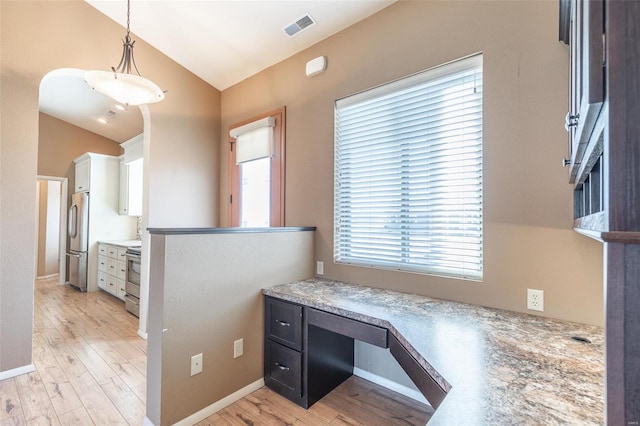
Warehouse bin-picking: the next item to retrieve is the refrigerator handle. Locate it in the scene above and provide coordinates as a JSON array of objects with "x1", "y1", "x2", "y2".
[
  {"x1": 69, "y1": 205, "x2": 77, "y2": 238},
  {"x1": 66, "y1": 252, "x2": 81, "y2": 258}
]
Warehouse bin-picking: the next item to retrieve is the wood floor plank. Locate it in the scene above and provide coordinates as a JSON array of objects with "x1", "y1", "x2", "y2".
[
  {"x1": 14, "y1": 373, "x2": 60, "y2": 426},
  {"x1": 57, "y1": 407, "x2": 94, "y2": 426},
  {"x1": 193, "y1": 412, "x2": 231, "y2": 426},
  {"x1": 0, "y1": 379, "x2": 24, "y2": 423},
  {"x1": 101, "y1": 375, "x2": 146, "y2": 426},
  {"x1": 66, "y1": 369, "x2": 127, "y2": 425},
  {"x1": 32, "y1": 361, "x2": 83, "y2": 417},
  {"x1": 114, "y1": 363, "x2": 146, "y2": 402},
  {"x1": 66, "y1": 337, "x2": 119, "y2": 385},
  {"x1": 0, "y1": 414, "x2": 27, "y2": 426}
]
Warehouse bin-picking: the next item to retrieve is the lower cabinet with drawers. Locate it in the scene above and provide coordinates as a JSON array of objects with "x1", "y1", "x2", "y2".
[
  {"x1": 264, "y1": 296, "x2": 388, "y2": 408},
  {"x1": 97, "y1": 243, "x2": 127, "y2": 301}
]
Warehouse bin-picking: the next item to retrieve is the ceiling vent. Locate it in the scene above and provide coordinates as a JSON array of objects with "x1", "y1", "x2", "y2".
[{"x1": 283, "y1": 13, "x2": 316, "y2": 37}]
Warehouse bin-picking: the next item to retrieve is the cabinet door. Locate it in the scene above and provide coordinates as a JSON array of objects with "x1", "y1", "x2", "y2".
[
  {"x1": 74, "y1": 157, "x2": 90, "y2": 192},
  {"x1": 265, "y1": 340, "x2": 302, "y2": 395},
  {"x1": 117, "y1": 279, "x2": 126, "y2": 300},
  {"x1": 98, "y1": 255, "x2": 108, "y2": 273},
  {"x1": 119, "y1": 159, "x2": 143, "y2": 216},
  {"x1": 568, "y1": 0, "x2": 605, "y2": 182},
  {"x1": 266, "y1": 298, "x2": 303, "y2": 351},
  {"x1": 107, "y1": 258, "x2": 118, "y2": 276},
  {"x1": 107, "y1": 246, "x2": 118, "y2": 259},
  {"x1": 117, "y1": 261, "x2": 126, "y2": 280},
  {"x1": 127, "y1": 159, "x2": 143, "y2": 216},
  {"x1": 97, "y1": 272, "x2": 107, "y2": 290},
  {"x1": 119, "y1": 160, "x2": 129, "y2": 215},
  {"x1": 106, "y1": 275, "x2": 117, "y2": 296},
  {"x1": 117, "y1": 248, "x2": 128, "y2": 261}
]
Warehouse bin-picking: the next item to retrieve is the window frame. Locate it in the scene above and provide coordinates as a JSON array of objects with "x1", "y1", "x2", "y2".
[
  {"x1": 228, "y1": 106, "x2": 286, "y2": 227},
  {"x1": 333, "y1": 55, "x2": 483, "y2": 281}
]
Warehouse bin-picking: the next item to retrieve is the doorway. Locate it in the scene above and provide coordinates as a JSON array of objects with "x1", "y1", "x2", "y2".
[{"x1": 35, "y1": 176, "x2": 68, "y2": 285}]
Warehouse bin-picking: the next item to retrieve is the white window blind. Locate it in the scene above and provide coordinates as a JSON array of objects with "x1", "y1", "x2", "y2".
[
  {"x1": 334, "y1": 54, "x2": 483, "y2": 280},
  {"x1": 231, "y1": 117, "x2": 275, "y2": 164}
]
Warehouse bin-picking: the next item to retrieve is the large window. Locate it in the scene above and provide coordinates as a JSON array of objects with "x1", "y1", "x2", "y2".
[{"x1": 334, "y1": 55, "x2": 483, "y2": 280}]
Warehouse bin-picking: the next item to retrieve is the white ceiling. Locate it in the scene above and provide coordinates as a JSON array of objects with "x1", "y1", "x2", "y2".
[{"x1": 39, "y1": 0, "x2": 395, "y2": 143}]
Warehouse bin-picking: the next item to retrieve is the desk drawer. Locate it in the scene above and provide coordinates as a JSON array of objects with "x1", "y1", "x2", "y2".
[
  {"x1": 266, "y1": 340, "x2": 302, "y2": 394},
  {"x1": 307, "y1": 308, "x2": 388, "y2": 348},
  {"x1": 266, "y1": 297, "x2": 303, "y2": 351}
]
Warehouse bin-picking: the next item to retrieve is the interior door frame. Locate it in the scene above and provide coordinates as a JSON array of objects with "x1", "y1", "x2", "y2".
[{"x1": 37, "y1": 175, "x2": 68, "y2": 285}]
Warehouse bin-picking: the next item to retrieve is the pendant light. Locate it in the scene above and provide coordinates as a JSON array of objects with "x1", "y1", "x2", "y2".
[{"x1": 85, "y1": 0, "x2": 165, "y2": 106}]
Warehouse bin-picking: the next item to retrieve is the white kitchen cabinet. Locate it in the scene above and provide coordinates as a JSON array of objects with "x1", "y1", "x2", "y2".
[
  {"x1": 119, "y1": 134, "x2": 144, "y2": 217},
  {"x1": 98, "y1": 243, "x2": 126, "y2": 301},
  {"x1": 74, "y1": 156, "x2": 90, "y2": 192},
  {"x1": 119, "y1": 158, "x2": 143, "y2": 216}
]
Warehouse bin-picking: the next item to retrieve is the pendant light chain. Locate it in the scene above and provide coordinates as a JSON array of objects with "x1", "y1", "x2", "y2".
[{"x1": 126, "y1": 0, "x2": 131, "y2": 38}]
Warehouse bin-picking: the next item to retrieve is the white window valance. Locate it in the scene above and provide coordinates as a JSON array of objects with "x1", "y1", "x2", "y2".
[{"x1": 231, "y1": 117, "x2": 276, "y2": 164}]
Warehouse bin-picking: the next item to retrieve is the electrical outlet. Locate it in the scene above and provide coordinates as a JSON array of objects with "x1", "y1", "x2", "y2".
[
  {"x1": 527, "y1": 289, "x2": 544, "y2": 312},
  {"x1": 190, "y1": 353, "x2": 203, "y2": 376},
  {"x1": 233, "y1": 339, "x2": 243, "y2": 359},
  {"x1": 316, "y1": 261, "x2": 324, "y2": 275}
]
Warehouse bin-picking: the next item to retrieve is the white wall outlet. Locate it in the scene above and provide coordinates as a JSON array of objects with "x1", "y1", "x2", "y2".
[
  {"x1": 233, "y1": 339, "x2": 244, "y2": 359},
  {"x1": 316, "y1": 261, "x2": 324, "y2": 275},
  {"x1": 527, "y1": 289, "x2": 544, "y2": 312},
  {"x1": 190, "y1": 353, "x2": 203, "y2": 376}
]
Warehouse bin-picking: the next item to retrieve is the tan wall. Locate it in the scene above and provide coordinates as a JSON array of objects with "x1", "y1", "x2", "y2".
[
  {"x1": 0, "y1": 0, "x2": 220, "y2": 374},
  {"x1": 148, "y1": 230, "x2": 314, "y2": 425},
  {"x1": 221, "y1": 1, "x2": 604, "y2": 326}
]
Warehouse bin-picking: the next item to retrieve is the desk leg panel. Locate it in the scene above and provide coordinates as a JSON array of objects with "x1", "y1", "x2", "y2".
[{"x1": 307, "y1": 324, "x2": 354, "y2": 407}]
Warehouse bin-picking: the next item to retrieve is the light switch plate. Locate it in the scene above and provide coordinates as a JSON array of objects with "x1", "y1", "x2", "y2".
[
  {"x1": 234, "y1": 339, "x2": 243, "y2": 358},
  {"x1": 316, "y1": 261, "x2": 324, "y2": 275},
  {"x1": 190, "y1": 353, "x2": 203, "y2": 376}
]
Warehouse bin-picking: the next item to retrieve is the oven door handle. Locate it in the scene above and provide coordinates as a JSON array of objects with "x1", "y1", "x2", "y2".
[{"x1": 124, "y1": 295, "x2": 140, "y2": 305}]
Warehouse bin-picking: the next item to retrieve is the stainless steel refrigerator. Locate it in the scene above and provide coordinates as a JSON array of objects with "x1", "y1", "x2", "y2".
[{"x1": 67, "y1": 191, "x2": 89, "y2": 291}]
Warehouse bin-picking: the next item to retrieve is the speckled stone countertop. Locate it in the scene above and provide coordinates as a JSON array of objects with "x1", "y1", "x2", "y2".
[{"x1": 263, "y1": 279, "x2": 604, "y2": 425}]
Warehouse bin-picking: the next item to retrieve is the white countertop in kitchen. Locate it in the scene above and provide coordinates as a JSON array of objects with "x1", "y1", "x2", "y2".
[{"x1": 98, "y1": 240, "x2": 142, "y2": 248}]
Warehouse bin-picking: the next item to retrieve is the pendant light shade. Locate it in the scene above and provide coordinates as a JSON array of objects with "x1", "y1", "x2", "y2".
[
  {"x1": 85, "y1": 70, "x2": 164, "y2": 106},
  {"x1": 85, "y1": 0, "x2": 165, "y2": 106}
]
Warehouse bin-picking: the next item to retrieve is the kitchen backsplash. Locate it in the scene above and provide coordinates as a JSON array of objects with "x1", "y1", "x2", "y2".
[{"x1": 136, "y1": 216, "x2": 143, "y2": 240}]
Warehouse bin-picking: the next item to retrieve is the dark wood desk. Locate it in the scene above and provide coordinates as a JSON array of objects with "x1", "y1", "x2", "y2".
[
  {"x1": 263, "y1": 279, "x2": 604, "y2": 425},
  {"x1": 264, "y1": 296, "x2": 446, "y2": 410}
]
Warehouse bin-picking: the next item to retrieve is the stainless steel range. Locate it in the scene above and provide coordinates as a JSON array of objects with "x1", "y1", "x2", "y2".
[{"x1": 125, "y1": 247, "x2": 141, "y2": 317}]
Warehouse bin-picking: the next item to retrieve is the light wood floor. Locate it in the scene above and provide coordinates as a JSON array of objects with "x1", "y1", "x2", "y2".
[{"x1": 0, "y1": 276, "x2": 432, "y2": 425}]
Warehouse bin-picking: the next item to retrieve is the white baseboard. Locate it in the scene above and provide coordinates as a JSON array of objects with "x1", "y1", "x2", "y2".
[
  {"x1": 0, "y1": 364, "x2": 36, "y2": 381},
  {"x1": 137, "y1": 329, "x2": 148, "y2": 340},
  {"x1": 353, "y1": 367, "x2": 429, "y2": 405},
  {"x1": 172, "y1": 378, "x2": 265, "y2": 426}
]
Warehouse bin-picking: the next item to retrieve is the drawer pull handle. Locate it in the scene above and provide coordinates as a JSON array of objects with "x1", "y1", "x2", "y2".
[
  {"x1": 275, "y1": 320, "x2": 291, "y2": 327},
  {"x1": 274, "y1": 363, "x2": 290, "y2": 371}
]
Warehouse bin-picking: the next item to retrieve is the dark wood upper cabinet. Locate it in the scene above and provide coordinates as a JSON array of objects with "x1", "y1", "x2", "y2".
[{"x1": 560, "y1": 1, "x2": 640, "y2": 424}]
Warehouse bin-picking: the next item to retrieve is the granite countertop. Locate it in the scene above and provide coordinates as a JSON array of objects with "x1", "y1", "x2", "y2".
[
  {"x1": 263, "y1": 279, "x2": 604, "y2": 425},
  {"x1": 98, "y1": 239, "x2": 142, "y2": 248}
]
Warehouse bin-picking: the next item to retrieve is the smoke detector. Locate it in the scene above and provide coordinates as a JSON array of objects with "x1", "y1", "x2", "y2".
[{"x1": 283, "y1": 13, "x2": 316, "y2": 37}]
